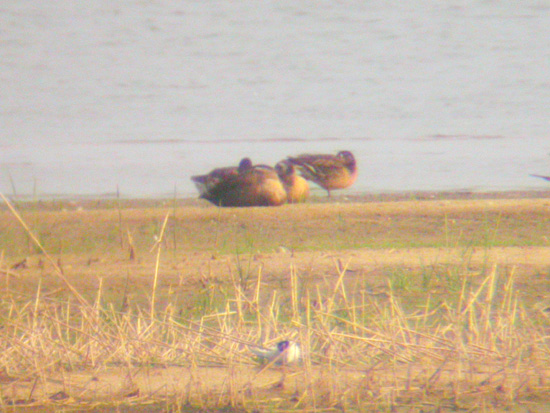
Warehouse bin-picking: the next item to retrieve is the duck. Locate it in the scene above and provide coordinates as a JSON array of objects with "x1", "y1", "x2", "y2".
[
  {"x1": 249, "y1": 340, "x2": 302, "y2": 365},
  {"x1": 287, "y1": 150, "x2": 357, "y2": 197},
  {"x1": 191, "y1": 158, "x2": 252, "y2": 196},
  {"x1": 275, "y1": 160, "x2": 310, "y2": 203},
  {"x1": 191, "y1": 158, "x2": 287, "y2": 207},
  {"x1": 530, "y1": 174, "x2": 550, "y2": 182}
]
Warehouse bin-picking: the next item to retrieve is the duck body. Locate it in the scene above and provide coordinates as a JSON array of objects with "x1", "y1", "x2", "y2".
[
  {"x1": 288, "y1": 150, "x2": 357, "y2": 196},
  {"x1": 249, "y1": 340, "x2": 301, "y2": 365},
  {"x1": 191, "y1": 158, "x2": 287, "y2": 207},
  {"x1": 191, "y1": 158, "x2": 251, "y2": 198},
  {"x1": 275, "y1": 161, "x2": 310, "y2": 203}
]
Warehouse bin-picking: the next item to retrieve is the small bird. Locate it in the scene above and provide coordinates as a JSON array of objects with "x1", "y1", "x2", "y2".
[
  {"x1": 275, "y1": 160, "x2": 310, "y2": 204},
  {"x1": 249, "y1": 340, "x2": 302, "y2": 365},
  {"x1": 530, "y1": 174, "x2": 550, "y2": 182},
  {"x1": 288, "y1": 150, "x2": 357, "y2": 197},
  {"x1": 191, "y1": 158, "x2": 287, "y2": 207}
]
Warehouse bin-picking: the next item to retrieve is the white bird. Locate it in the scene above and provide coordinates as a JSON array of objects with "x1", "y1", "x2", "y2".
[{"x1": 249, "y1": 340, "x2": 301, "y2": 365}]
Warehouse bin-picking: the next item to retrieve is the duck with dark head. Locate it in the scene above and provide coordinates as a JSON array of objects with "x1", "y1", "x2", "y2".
[
  {"x1": 287, "y1": 150, "x2": 357, "y2": 197},
  {"x1": 191, "y1": 158, "x2": 287, "y2": 207}
]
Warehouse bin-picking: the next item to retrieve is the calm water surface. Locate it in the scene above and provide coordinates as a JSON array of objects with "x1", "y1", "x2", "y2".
[{"x1": 1, "y1": 1, "x2": 550, "y2": 198}]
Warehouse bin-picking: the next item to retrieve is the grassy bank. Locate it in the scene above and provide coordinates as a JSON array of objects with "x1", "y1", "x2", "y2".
[
  {"x1": 1, "y1": 194, "x2": 550, "y2": 411},
  {"x1": 3, "y1": 197, "x2": 550, "y2": 257}
]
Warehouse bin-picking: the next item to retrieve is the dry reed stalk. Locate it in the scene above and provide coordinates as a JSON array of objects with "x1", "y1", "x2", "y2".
[
  {"x1": 253, "y1": 264, "x2": 263, "y2": 339},
  {"x1": 290, "y1": 264, "x2": 299, "y2": 324},
  {"x1": 229, "y1": 270, "x2": 245, "y2": 328},
  {"x1": 459, "y1": 265, "x2": 496, "y2": 319},
  {"x1": 127, "y1": 229, "x2": 136, "y2": 261},
  {"x1": 0, "y1": 192, "x2": 89, "y2": 308},
  {"x1": 172, "y1": 184, "x2": 178, "y2": 255},
  {"x1": 150, "y1": 212, "x2": 170, "y2": 319},
  {"x1": 116, "y1": 185, "x2": 124, "y2": 250},
  {"x1": 212, "y1": 205, "x2": 226, "y2": 250},
  {"x1": 325, "y1": 259, "x2": 349, "y2": 316}
]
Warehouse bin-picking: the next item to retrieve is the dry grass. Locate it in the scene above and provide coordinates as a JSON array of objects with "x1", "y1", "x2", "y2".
[{"x1": 1, "y1": 194, "x2": 550, "y2": 411}]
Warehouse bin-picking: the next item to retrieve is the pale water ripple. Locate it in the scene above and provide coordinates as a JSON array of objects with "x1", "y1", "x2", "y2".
[{"x1": 1, "y1": 1, "x2": 549, "y2": 198}]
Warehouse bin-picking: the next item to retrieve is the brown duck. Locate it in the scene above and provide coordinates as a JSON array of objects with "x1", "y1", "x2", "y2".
[
  {"x1": 287, "y1": 151, "x2": 357, "y2": 196},
  {"x1": 275, "y1": 160, "x2": 310, "y2": 203},
  {"x1": 191, "y1": 158, "x2": 287, "y2": 207}
]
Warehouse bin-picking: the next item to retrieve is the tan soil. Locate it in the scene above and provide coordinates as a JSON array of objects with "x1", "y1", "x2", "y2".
[{"x1": 2, "y1": 194, "x2": 550, "y2": 410}]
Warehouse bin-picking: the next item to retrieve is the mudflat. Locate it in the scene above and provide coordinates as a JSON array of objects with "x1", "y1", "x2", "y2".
[{"x1": 1, "y1": 192, "x2": 550, "y2": 411}]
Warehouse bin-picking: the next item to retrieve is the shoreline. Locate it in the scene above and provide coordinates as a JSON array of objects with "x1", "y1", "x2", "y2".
[{"x1": 3, "y1": 188, "x2": 550, "y2": 211}]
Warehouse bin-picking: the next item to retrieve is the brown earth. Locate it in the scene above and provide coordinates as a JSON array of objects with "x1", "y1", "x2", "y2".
[
  {"x1": 3, "y1": 194, "x2": 550, "y2": 302},
  {"x1": 2, "y1": 192, "x2": 550, "y2": 411}
]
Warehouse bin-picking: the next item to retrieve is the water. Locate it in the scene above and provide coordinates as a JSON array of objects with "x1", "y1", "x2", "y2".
[{"x1": 1, "y1": 1, "x2": 550, "y2": 198}]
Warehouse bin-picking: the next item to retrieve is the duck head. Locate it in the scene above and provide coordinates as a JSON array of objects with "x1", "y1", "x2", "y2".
[{"x1": 337, "y1": 151, "x2": 356, "y2": 169}]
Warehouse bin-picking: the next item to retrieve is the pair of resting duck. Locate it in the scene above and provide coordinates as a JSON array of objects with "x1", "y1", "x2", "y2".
[{"x1": 191, "y1": 151, "x2": 357, "y2": 207}]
